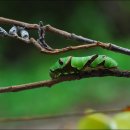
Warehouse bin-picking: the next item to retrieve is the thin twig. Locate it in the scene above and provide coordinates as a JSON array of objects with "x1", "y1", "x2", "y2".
[
  {"x1": 45, "y1": 25, "x2": 97, "y2": 43},
  {"x1": 0, "y1": 17, "x2": 38, "y2": 29},
  {"x1": 30, "y1": 38, "x2": 98, "y2": 54},
  {"x1": 0, "y1": 69, "x2": 130, "y2": 93},
  {"x1": 1, "y1": 17, "x2": 130, "y2": 55},
  {"x1": 7, "y1": 34, "x2": 30, "y2": 43},
  {"x1": 0, "y1": 107, "x2": 126, "y2": 122}
]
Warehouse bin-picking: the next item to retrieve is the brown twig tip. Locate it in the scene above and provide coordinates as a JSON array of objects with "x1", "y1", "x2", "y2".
[{"x1": 0, "y1": 69, "x2": 130, "y2": 93}]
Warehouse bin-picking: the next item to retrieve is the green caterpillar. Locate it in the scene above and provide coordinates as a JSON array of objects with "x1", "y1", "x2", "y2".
[{"x1": 50, "y1": 54, "x2": 118, "y2": 79}]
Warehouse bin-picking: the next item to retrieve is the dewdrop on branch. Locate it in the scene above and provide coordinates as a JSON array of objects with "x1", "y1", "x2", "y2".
[
  {"x1": 0, "y1": 27, "x2": 8, "y2": 37},
  {"x1": 9, "y1": 26, "x2": 18, "y2": 36}
]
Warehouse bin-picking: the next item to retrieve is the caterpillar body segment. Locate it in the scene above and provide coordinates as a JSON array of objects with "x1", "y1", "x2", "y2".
[{"x1": 50, "y1": 55, "x2": 118, "y2": 79}]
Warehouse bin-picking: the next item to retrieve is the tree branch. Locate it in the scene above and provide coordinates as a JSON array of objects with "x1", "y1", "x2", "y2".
[
  {"x1": 0, "y1": 17, "x2": 39, "y2": 29},
  {"x1": 0, "y1": 69, "x2": 130, "y2": 93},
  {"x1": 0, "y1": 107, "x2": 128, "y2": 122},
  {"x1": 1, "y1": 17, "x2": 130, "y2": 93},
  {"x1": 0, "y1": 17, "x2": 130, "y2": 55}
]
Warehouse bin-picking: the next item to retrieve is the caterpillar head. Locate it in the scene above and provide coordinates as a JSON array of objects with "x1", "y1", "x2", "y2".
[{"x1": 50, "y1": 56, "x2": 71, "y2": 78}]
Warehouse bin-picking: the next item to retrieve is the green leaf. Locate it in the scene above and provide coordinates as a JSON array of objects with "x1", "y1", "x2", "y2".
[
  {"x1": 78, "y1": 113, "x2": 117, "y2": 129},
  {"x1": 113, "y1": 112, "x2": 130, "y2": 129}
]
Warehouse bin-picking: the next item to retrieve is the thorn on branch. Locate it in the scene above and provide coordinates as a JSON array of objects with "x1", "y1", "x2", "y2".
[{"x1": 37, "y1": 21, "x2": 53, "y2": 50}]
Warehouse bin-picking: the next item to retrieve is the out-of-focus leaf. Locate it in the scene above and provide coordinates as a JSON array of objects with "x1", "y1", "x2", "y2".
[
  {"x1": 78, "y1": 113, "x2": 117, "y2": 129},
  {"x1": 123, "y1": 106, "x2": 130, "y2": 112},
  {"x1": 113, "y1": 112, "x2": 130, "y2": 129}
]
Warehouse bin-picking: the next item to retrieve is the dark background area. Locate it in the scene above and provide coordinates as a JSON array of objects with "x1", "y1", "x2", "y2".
[{"x1": 0, "y1": 0, "x2": 130, "y2": 128}]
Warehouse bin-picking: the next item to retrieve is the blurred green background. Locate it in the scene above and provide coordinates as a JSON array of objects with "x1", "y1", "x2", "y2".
[{"x1": 0, "y1": 0, "x2": 130, "y2": 120}]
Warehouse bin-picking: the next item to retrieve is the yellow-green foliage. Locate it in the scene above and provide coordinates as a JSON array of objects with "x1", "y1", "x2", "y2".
[
  {"x1": 78, "y1": 113, "x2": 117, "y2": 129},
  {"x1": 78, "y1": 111, "x2": 130, "y2": 129},
  {"x1": 113, "y1": 112, "x2": 130, "y2": 129}
]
